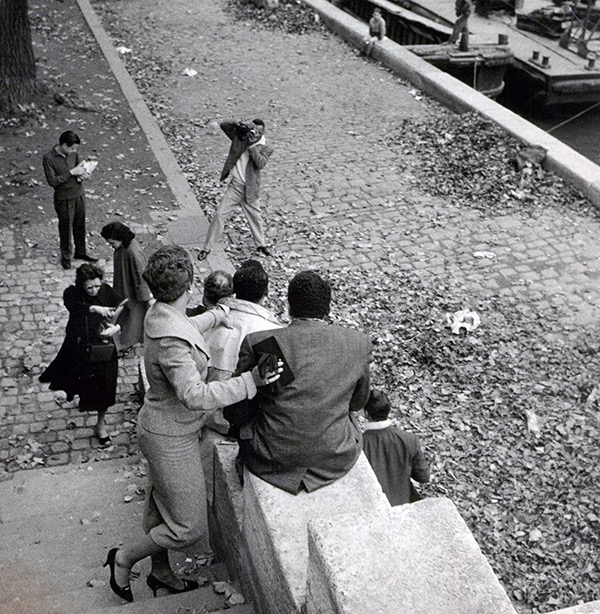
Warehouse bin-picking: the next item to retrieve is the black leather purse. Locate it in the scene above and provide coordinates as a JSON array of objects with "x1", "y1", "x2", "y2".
[{"x1": 82, "y1": 317, "x2": 115, "y2": 363}]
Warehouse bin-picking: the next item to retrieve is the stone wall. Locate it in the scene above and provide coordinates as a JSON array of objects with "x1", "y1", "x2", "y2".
[{"x1": 209, "y1": 442, "x2": 519, "y2": 614}]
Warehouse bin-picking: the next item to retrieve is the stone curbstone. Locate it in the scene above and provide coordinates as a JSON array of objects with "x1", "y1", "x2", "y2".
[
  {"x1": 75, "y1": 0, "x2": 234, "y2": 270},
  {"x1": 301, "y1": 0, "x2": 600, "y2": 208},
  {"x1": 305, "y1": 498, "x2": 517, "y2": 614}
]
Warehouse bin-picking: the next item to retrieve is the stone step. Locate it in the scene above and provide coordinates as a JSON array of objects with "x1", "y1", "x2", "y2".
[
  {"x1": 0, "y1": 459, "x2": 252, "y2": 613},
  {"x1": 1, "y1": 581, "x2": 253, "y2": 614}
]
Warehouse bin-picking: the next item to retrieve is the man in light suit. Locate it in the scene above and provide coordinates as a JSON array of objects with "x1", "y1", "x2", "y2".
[
  {"x1": 198, "y1": 119, "x2": 274, "y2": 260},
  {"x1": 226, "y1": 271, "x2": 371, "y2": 494}
]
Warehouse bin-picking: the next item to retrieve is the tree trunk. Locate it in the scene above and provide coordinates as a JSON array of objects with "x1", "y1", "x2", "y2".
[{"x1": 0, "y1": 0, "x2": 37, "y2": 113}]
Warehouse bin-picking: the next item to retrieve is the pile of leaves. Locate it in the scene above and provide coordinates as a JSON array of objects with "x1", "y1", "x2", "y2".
[
  {"x1": 389, "y1": 111, "x2": 594, "y2": 218},
  {"x1": 86, "y1": 2, "x2": 599, "y2": 611},
  {"x1": 224, "y1": 0, "x2": 326, "y2": 35},
  {"x1": 260, "y1": 260, "x2": 600, "y2": 614}
]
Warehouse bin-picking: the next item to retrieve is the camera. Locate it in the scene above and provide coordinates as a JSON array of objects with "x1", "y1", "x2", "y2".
[{"x1": 238, "y1": 121, "x2": 258, "y2": 140}]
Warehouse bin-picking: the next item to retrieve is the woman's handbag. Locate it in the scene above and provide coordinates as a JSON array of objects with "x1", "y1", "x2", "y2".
[{"x1": 82, "y1": 317, "x2": 115, "y2": 363}]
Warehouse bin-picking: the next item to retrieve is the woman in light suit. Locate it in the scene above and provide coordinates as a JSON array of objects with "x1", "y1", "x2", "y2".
[{"x1": 104, "y1": 245, "x2": 280, "y2": 602}]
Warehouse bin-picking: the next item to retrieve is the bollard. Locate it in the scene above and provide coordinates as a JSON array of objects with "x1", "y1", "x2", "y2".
[
  {"x1": 542, "y1": 56, "x2": 550, "y2": 67},
  {"x1": 532, "y1": 50, "x2": 539, "y2": 61},
  {"x1": 588, "y1": 57, "x2": 596, "y2": 70},
  {"x1": 498, "y1": 33, "x2": 509, "y2": 45}
]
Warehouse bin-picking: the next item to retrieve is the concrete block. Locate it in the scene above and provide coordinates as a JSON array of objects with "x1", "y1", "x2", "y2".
[
  {"x1": 546, "y1": 601, "x2": 600, "y2": 614},
  {"x1": 305, "y1": 498, "x2": 517, "y2": 614},
  {"x1": 241, "y1": 453, "x2": 389, "y2": 614},
  {"x1": 209, "y1": 443, "x2": 247, "y2": 589}
]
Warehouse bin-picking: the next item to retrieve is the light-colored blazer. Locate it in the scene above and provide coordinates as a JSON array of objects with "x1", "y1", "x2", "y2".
[
  {"x1": 204, "y1": 297, "x2": 282, "y2": 377},
  {"x1": 139, "y1": 302, "x2": 256, "y2": 436}
]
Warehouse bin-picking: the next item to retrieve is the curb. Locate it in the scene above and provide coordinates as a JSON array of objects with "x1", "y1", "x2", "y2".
[
  {"x1": 75, "y1": 0, "x2": 233, "y2": 272},
  {"x1": 304, "y1": 0, "x2": 600, "y2": 207}
]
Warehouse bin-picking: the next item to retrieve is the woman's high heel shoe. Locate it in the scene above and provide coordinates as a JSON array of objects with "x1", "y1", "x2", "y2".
[
  {"x1": 146, "y1": 573, "x2": 199, "y2": 596},
  {"x1": 104, "y1": 548, "x2": 134, "y2": 602}
]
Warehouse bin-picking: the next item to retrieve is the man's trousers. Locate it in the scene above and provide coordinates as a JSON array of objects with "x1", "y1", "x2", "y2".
[{"x1": 203, "y1": 178, "x2": 266, "y2": 250}]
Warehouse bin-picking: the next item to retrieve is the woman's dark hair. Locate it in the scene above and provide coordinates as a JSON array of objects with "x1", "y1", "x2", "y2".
[
  {"x1": 364, "y1": 389, "x2": 391, "y2": 421},
  {"x1": 143, "y1": 245, "x2": 193, "y2": 303},
  {"x1": 101, "y1": 221, "x2": 135, "y2": 247},
  {"x1": 59, "y1": 130, "x2": 81, "y2": 147},
  {"x1": 287, "y1": 270, "x2": 331, "y2": 319},
  {"x1": 75, "y1": 263, "x2": 104, "y2": 292}
]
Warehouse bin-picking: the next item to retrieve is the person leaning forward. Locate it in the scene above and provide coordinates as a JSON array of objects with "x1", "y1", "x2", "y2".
[
  {"x1": 198, "y1": 119, "x2": 273, "y2": 260},
  {"x1": 225, "y1": 270, "x2": 371, "y2": 494},
  {"x1": 42, "y1": 130, "x2": 98, "y2": 269}
]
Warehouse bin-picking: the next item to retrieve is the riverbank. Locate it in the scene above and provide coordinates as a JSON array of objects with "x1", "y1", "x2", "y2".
[{"x1": 0, "y1": 0, "x2": 598, "y2": 611}]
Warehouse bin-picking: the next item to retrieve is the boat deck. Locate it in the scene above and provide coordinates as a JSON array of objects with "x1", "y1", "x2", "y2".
[{"x1": 406, "y1": 0, "x2": 600, "y2": 102}]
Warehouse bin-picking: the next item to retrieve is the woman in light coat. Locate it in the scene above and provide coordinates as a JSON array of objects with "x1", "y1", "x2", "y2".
[{"x1": 104, "y1": 245, "x2": 280, "y2": 602}]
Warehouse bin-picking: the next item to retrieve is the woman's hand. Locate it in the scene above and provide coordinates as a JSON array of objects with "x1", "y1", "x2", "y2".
[
  {"x1": 90, "y1": 305, "x2": 115, "y2": 318},
  {"x1": 99, "y1": 323, "x2": 120, "y2": 338},
  {"x1": 251, "y1": 360, "x2": 283, "y2": 387},
  {"x1": 213, "y1": 304, "x2": 233, "y2": 330}
]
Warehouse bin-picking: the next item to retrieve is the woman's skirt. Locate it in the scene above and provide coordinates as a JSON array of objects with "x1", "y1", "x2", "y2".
[{"x1": 138, "y1": 424, "x2": 209, "y2": 551}]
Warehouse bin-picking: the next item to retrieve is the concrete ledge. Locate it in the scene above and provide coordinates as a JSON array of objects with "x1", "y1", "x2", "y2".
[
  {"x1": 547, "y1": 601, "x2": 600, "y2": 614},
  {"x1": 303, "y1": 0, "x2": 600, "y2": 207},
  {"x1": 209, "y1": 443, "x2": 248, "y2": 591},
  {"x1": 305, "y1": 497, "x2": 518, "y2": 614},
  {"x1": 241, "y1": 453, "x2": 389, "y2": 614}
]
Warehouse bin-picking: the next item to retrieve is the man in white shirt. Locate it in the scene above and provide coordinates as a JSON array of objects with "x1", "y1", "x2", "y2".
[{"x1": 198, "y1": 119, "x2": 274, "y2": 260}]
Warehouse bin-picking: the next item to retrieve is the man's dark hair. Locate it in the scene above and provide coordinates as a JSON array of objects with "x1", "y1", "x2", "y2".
[
  {"x1": 233, "y1": 259, "x2": 268, "y2": 304},
  {"x1": 101, "y1": 221, "x2": 135, "y2": 247},
  {"x1": 287, "y1": 270, "x2": 331, "y2": 319},
  {"x1": 59, "y1": 130, "x2": 81, "y2": 147},
  {"x1": 252, "y1": 118, "x2": 265, "y2": 128},
  {"x1": 364, "y1": 389, "x2": 391, "y2": 421},
  {"x1": 203, "y1": 270, "x2": 233, "y2": 306}
]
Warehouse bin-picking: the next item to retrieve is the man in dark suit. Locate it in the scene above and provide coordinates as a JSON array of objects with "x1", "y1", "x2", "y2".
[
  {"x1": 198, "y1": 119, "x2": 273, "y2": 260},
  {"x1": 226, "y1": 271, "x2": 371, "y2": 494}
]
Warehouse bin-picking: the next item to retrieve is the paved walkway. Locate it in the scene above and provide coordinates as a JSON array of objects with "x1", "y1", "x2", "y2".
[
  {"x1": 1, "y1": 0, "x2": 599, "y2": 476},
  {"x1": 95, "y1": 0, "x2": 600, "y2": 320}
]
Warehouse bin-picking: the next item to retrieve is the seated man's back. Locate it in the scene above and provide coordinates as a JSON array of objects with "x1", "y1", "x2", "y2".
[{"x1": 230, "y1": 271, "x2": 371, "y2": 494}]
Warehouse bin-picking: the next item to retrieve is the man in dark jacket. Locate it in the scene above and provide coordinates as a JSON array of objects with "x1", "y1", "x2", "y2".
[
  {"x1": 362, "y1": 389, "x2": 430, "y2": 505},
  {"x1": 226, "y1": 271, "x2": 371, "y2": 494},
  {"x1": 198, "y1": 119, "x2": 274, "y2": 260},
  {"x1": 42, "y1": 130, "x2": 97, "y2": 269}
]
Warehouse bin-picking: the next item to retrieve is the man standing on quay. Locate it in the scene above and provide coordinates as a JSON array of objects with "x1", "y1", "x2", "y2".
[
  {"x1": 198, "y1": 119, "x2": 273, "y2": 260},
  {"x1": 42, "y1": 130, "x2": 97, "y2": 269}
]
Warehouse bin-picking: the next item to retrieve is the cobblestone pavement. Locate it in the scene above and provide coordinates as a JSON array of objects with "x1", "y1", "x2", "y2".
[
  {"x1": 2, "y1": 0, "x2": 600, "y2": 478},
  {"x1": 94, "y1": 0, "x2": 600, "y2": 322},
  {"x1": 0, "y1": 0, "x2": 180, "y2": 476}
]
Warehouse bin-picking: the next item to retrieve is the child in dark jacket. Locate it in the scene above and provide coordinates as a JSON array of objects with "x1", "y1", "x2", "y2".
[{"x1": 362, "y1": 389, "x2": 430, "y2": 505}]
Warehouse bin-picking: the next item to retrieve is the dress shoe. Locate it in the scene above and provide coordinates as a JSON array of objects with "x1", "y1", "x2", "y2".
[
  {"x1": 146, "y1": 574, "x2": 199, "y2": 597},
  {"x1": 104, "y1": 548, "x2": 133, "y2": 602},
  {"x1": 61, "y1": 258, "x2": 71, "y2": 270},
  {"x1": 257, "y1": 246, "x2": 271, "y2": 256},
  {"x1": 75, "y1": 253, "x2": 98, "y2": 262}
]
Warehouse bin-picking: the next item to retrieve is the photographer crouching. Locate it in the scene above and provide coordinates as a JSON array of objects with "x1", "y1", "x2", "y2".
[{"x1": 198, "y1": 119, "x2": 274, "y2": 260}]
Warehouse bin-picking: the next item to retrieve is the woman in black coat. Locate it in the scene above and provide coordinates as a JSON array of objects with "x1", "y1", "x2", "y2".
[{"x1": 40, "y1": 263, "x2": 123, "y2": 445}]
